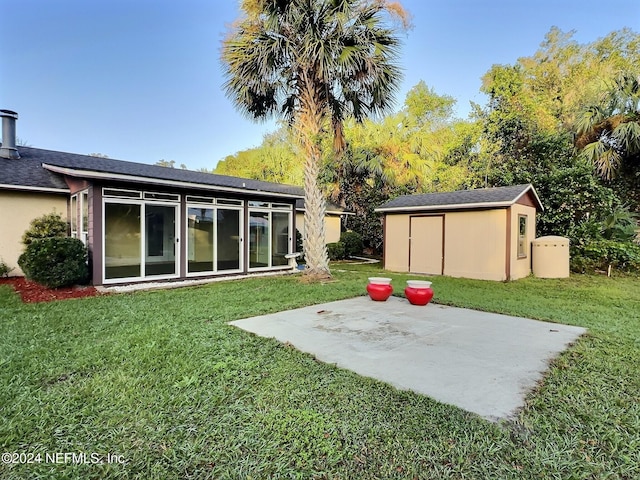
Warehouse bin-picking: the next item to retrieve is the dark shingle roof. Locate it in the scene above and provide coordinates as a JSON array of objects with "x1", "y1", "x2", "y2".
[
  {"x1": 376, "y1": 184, "x2": 542, "y2": 212},
  {"x1": 0, "y1": 146, "x2": 303, "y2": 198},
  {"x1": 0, "y1": 155, "x2": 69, "y2": 191}
]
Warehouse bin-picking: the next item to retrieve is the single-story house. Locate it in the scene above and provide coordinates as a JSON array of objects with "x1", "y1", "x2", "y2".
[
  {"x1": 0, "y1": 110, "x2": 340, "y2": 286},
  {"x1": 295, "y1": 199, "x2": 353, "y2": 244},
  {"x1": 375, "y1": 184, "x2": 543, "y2": 281}
]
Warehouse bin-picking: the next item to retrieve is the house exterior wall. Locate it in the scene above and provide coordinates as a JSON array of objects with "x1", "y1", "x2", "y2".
[
  {"x1": 383, "y1": 214, "x2": 410, "y2": 272},
  {"x1": 295, "y1": 212, "x2": 342, "y2": 244},
  {"x1": 0, "y1": 190, "x2": 67, "y2": 276},
  {"x1": 509, "y1": 203, "x2": 537, "y2": 280},
  {"x1": 443, "y1": 209, "x2": 507, "y2": 281}
]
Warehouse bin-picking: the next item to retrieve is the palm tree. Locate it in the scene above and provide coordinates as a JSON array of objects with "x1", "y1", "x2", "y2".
[
  {"x1": 575, "y1": 72, "x2": 640, "y2": 180},
  {"x1": 222, "y1": 0, "x2": 408, "y2": 278}
]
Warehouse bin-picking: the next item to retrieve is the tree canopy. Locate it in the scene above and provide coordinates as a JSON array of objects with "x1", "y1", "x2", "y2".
[{"x1": 217, "y1": 26, "x2": 640, "y2": 271}]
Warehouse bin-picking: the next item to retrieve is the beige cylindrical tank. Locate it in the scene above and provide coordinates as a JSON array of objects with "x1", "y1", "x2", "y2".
[{"x1": 532, "y1": 236, "x2": 570, "y2": 278}]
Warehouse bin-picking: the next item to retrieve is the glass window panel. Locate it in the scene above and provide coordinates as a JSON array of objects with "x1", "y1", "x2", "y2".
[
  {"x1": 217, "y1": 199, "x2": 243, "y2": 206},
  {"x1": 249, "y1": 211, "x2": 270, "y2": 268},
  {"x1": 217, "y1": 209, "x2": 241, "y2": 271},
  {"x1": 272, "y1": 203, "x2": 292, "y2": 210},
  {"x1": 104, "y1": 203, "x2": 141, "y2": 279},
  {"x1": 186, "y1": 195, "x2": 215, "y2": 204},
  {"x1": 103, "y1": 188, "x2": 141, "y2": 199},
  {"x1": 144, "y1": 192, "x2": 180, "y2": 202},
  {"x1": 188, "y1": 207, "x2": 215, "y2": 273},
  {"x1": 518, "y1": 215, "x2": 527, "y2": 258},
  {"x1": 70, "y1": 195, "x2": 77, "y2": 237},
  {"x1": 272, "y1": 212, "x2": 290, "y2": 266},
  {"x1": 145, "y1": 205, "x2": 177, "y2": 276},
  {"x1": 81, "y1": 191, "x2": 89, "y2": 244},
  {"x1": 249, "y1": 201, "x2": 270, "y2": 208}
]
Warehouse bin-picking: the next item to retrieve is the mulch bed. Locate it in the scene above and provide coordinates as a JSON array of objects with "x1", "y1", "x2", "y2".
[{"x1": 0, "y1": 277, "x2": 102, "y2": 303}]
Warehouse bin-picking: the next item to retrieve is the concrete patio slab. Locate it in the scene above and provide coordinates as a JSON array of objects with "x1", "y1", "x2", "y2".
[{"x1": 230, "y1": 296, "x2": 586, "y2": 421}]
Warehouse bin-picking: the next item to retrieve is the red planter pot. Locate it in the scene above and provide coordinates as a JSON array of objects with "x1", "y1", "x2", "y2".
[
  {"x1": 404, "y1": 281, "x2": 434, "y2": 306},
  {"x1": 367, "y1": 277, "x2": 393, "y2": 302},
  {"x1": 366, "y1": 283, "x2": 393, "y2": 301}
]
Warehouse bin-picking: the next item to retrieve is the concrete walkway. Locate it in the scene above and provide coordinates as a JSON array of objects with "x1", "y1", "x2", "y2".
[{"x1": 230, "y1": 296, "x2": 586, "y2": 421}]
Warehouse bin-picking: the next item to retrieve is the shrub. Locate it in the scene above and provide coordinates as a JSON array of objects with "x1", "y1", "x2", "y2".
[
  {"x1": 571, "y1": 239, "x2": 640, "y2": 274},
  {"x1": 22, "y1": 212, "x2": 67, "y2": 246},
  {"x1": 0, "y1": 258, "x2": 14, "y2": 277},
  {"x1": 340, "y1": 231, "x2": 364, "y2": 257},
  {"x1": 18, "y1": 237, "x2": 88, "y2": 288},
  {"x1": 326, "y1": 242, "x2": 346, "y2": 261}
]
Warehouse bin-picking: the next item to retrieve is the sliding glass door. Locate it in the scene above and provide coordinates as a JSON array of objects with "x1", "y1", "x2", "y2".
[
  {"x1": 145, "y1": 205, "x2": 177, "y2": 276},
  {"x1": 103, "y1": 193, "x2": 179, "y2": 283},
  {"x1": 249, "y1": 211, "x2": 270, "y2": 268},
  {"x1": 248, "y1": 202, "x2": 293, "y2": 270},
  {"x1": 187, "y1": 207, "x2": 215, "y2": 273},
  {"x1": 271, "y1": 211, "x2": 290, "y2": 266},
  {"x1": 217, "y1": 208, "x2": 241, "y2": 271},
  {"x1": 186, "y1": 199, "x2": 243, "y2": 275},
  {"x1": 104, "y1": 203, "x2": 142, "y2": 280}
]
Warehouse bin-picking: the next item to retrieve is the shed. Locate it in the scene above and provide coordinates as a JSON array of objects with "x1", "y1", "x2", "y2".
[{"x1": 375, "y1": 184, "x2": 543, "y2": 281}]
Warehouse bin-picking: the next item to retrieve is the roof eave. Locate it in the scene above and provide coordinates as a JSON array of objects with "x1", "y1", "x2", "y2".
[
  {"x1": 515, "y1": 184, "x2": 544, "y2": 212},
  {"x1": 42, "y1": 164, "x2": 303, "y2": 200},
  {"x1": 0, "y1": 182, "x2": 70, "y2": 194},
  {"x1": 375, "y1": 200, "x2": 515, "y2": 213}
]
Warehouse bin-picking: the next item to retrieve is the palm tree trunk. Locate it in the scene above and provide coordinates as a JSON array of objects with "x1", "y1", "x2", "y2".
[
  {"x1": 301, "y1": 138, "x2": 330, "y2": 277},
  {"x1": 296, "y1": 82, "x2": 331, "y2": 278}
]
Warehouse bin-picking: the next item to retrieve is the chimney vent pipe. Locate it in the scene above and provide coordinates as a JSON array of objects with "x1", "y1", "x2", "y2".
[{"x1": 0, "y1": 109, "x2": 20, "y2": 160}]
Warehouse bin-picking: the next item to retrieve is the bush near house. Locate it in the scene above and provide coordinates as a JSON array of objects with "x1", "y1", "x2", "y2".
[
  {"x1": 339, "y1": 231, "x2": 364, "y2": 257},
  {"x1": 571, "y1": 239, "x2": 640, "y2": 274},
  {"x1": 17, "y1": 212, "x2": 88, "y2": 288},
  {"x1": 0, "y1": 258, "x2": 14, "y2": 277},
  {"x1": 569, "y1": 204, "x2": 640, "y2": 274},
  {"x1": 18, "y1": 237, "x2": 89, "y2": 288},
  {"x1": 327, "y1": 241, "x2": 346, "y2": 260},
  {"x1": 21, "y1": 212, "x2": 67, "y2": 245}
]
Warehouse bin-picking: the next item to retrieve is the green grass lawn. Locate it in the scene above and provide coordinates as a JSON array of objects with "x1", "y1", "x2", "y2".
[{"x1": 1, "y1": 266, "x2": 638, "y2": 479}]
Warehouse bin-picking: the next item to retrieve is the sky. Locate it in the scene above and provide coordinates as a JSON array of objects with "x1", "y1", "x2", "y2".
[{"x1": 1, "y1": 0, "x2": 638, "y2": 171}]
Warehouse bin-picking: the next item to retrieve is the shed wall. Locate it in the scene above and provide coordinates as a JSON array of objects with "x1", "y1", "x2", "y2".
[
  {"x1": 509, "y1": 204, "x2": 537, "y2": 280},
  {"x1": 0, "y1": 191, "x2": 68, "y2": 276},
  {"x1": 443, "y1": 210, "x2": 507, "y2": 281},
  {"x1": 384, "y1": 214, "x2": 410, "y2": 272}
]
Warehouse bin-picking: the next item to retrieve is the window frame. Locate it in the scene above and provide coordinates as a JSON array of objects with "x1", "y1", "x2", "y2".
[{"x1": 517, "y1": 214, "x2": 528, "y2": 259}]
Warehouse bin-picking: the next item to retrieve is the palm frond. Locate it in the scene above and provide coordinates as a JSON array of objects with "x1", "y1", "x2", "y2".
[{"x1": 612, "y1": 120, "x2": 640, "y2": 154}]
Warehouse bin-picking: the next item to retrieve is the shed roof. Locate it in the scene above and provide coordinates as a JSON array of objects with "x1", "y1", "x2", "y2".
[
  {"x1": 0, "y1": 146, "x2": 303, "y2": 199},
  {"x1": 375, "y1": 184, "x2": 543, "y2": 213}
]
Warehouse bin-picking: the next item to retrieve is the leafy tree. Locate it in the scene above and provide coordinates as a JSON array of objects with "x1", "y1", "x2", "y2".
[
  {"x1": 215, "y1": 127, "x2": 302, "y2": 185},
  {"x1": 222, "y1": 0, "x2": 409, "y2": 278},
  {"x1": 155, "y1": 159, "x2": 188, "y2": 169},
  {"x1": 156, "y1": 159, "x2": 176, "y2": 168},
  {"x1": 321, "y1": 82, "x2": 476, "y2": 250}
]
